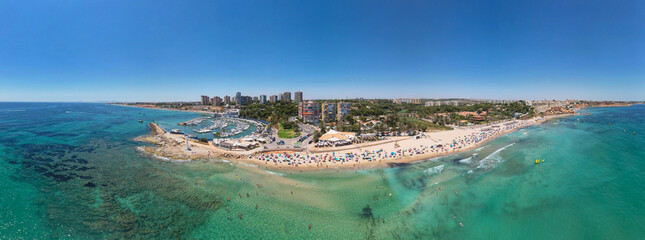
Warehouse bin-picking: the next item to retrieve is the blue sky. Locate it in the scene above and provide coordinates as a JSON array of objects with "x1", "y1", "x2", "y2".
[{"x1": 0, "y1": 0, "x2": 643, "y2": 102}]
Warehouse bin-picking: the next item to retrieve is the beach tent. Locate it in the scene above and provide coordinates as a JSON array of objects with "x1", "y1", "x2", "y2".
[{"x1": 319, "y1": 130, "x2": 356, "y2": 142}]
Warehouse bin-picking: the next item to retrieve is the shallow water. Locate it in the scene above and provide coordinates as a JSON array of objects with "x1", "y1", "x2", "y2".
[{"x1": 1, "y1": 103, "x2": 644, "y2": 239}]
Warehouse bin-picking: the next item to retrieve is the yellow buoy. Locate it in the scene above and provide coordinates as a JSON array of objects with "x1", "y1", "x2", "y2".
[
  {"x1": 535, "y1": 159, "x2": 540, "y2": 164},
  {"x1": 542, "y1": 159, "x2": 545, "y2": 163}
]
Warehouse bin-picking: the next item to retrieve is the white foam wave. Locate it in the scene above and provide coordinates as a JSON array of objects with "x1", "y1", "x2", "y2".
[
  {"x1": 424, "y1": 164, "x2": 444, "y2": 176},
  {"x1": 238, "y1": 162, "x2": 258, "y2": 168},
  {"x1": 264, "y1": 170, "x2": 285, "y2": 176},
  {"x1": 475, "y1": 146, "x2": 484, "y2": 152},
  {"x1": 216, "y1": 159, "x2": 233, "y2": 165},
  {"x1": 458, "y1": 157, "x2": 472, "y2": 164},
  {"x1": 477, "y1": 143, "x2": 515, "y2": 170},
  {"x1": 0, "y1": 109, "x2": 26, "y2": 112}
]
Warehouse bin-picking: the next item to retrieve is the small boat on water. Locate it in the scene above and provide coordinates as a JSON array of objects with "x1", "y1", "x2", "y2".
[
  {"x1": 194, "y1": 128, "x2": 212, "y2": 133},
  {"x1": 138, "y1": 120, "x2": 143, "y2": 123}
]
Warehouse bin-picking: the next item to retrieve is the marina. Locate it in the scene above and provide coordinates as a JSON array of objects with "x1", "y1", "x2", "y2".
[
  {"x1": 164, "y1": 115, "x2": 265, "y2": 141},
  {"x1": 179, "y1": 117, "x2": 207, "y2": 126}
]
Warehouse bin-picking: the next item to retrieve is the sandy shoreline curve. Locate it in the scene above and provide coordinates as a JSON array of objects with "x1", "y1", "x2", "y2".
[{"x1": 134, "y1": 112, "x2": 575, "y2": 171}]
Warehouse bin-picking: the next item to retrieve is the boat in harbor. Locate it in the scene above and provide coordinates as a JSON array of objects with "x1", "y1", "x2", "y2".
[{"x1": 194, "y1": 128, "x2": 212, "y2": 133}]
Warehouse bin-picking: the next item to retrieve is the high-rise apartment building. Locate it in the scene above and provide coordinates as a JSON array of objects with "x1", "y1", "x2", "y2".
[
  {"x1": 240, "y1": 96, "x2": 252, "y2": 105},
  {"x1": 294, "y1": 91, "x2": 303, "y2": 103},
  {"x1": 235, "y1": 92, "x2": 242, "y2": 106},
  {"x1": 337, "y1": 102, "x2": 352, "y2": 121},
  {"x1": 321, "y1": 102, "x2": 336, "y2": 122},
  {"x1": 201, "y1": 95, "x2": 210, "y2": 105},
  {"x1": 298, "y1": 101, "x2": 319, "y2": 124}
]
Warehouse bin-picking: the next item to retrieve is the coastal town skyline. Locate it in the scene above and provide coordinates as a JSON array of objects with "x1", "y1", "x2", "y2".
[
  {"x1": 1, "y1": 1, "x2": 644, "y2": 102},
  {"x1": 1, "y1": 1, "x2": 644, "y2": 239}
]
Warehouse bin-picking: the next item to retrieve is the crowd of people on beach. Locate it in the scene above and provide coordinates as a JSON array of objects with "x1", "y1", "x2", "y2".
[{"x1": 253, "y1": 120, "x2": 535, "y2": 167}]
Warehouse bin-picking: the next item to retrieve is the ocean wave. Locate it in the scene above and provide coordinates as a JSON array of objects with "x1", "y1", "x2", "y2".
[
  {"x1": 216, "y1": 159, "x2": 233, "y2": 165},
  {"x1": 477, "y1": 143, "x2": 515, "y2": 170},
  {"x1": 475, "y1": 146, "x2": 484, "y2": 152},
  {"x1": 0, "y1": 109, "x2": 26, "y2": 112},
  {"x1": 458, "y1": 157, "x2": 472, "y2": 164},
  {"x1": 238, "y1": 162, "x2": 258, "y2": 168},
  {"x1": 424, "y1": 164, "x2": 444, "y2": 176},
  {"x1": 264, "y1": 170, "x2": 285, "y2": 176}
]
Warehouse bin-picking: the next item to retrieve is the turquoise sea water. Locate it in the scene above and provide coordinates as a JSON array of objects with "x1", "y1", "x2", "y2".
[{"x1": 1, "y1": 102, "x2": 644, "y2": 239}]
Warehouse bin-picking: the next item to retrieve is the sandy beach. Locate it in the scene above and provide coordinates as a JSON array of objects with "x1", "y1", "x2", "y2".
[{"x1": 135, "y1": 114, "x2": 573, "y2": 171}]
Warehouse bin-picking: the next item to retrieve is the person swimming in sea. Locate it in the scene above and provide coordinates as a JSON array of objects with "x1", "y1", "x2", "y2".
[{"x1": 308, "y1": 224, "x2": 311, "y2": 230}]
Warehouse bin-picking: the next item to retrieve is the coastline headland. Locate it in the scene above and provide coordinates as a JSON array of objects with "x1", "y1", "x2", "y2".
[{"x1": 135, "y1": 113, "x2": 574, "y2": 171}]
